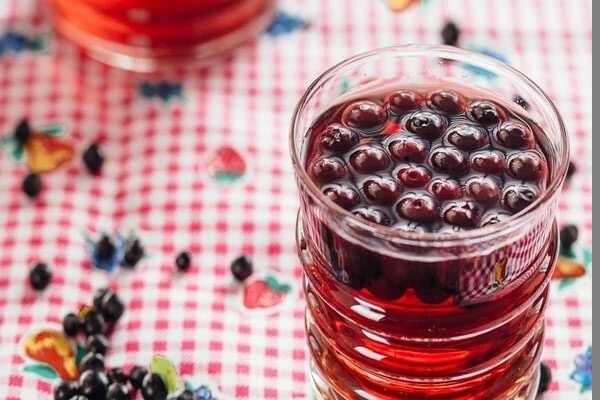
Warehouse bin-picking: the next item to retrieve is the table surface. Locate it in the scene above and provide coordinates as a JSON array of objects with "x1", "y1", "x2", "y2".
[{"x1": 0, "y1": 0, "x2": 592, "y2": 399}]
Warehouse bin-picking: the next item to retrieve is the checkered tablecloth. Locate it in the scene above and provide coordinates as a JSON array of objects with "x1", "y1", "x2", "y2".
[{"x1": 0, "y1": 0, "x2": 592, "y2": 399}]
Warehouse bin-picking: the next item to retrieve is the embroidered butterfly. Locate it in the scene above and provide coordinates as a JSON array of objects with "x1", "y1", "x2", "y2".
[{"x1": 1, "y1": 119, "x2": 74, "y2": 173}]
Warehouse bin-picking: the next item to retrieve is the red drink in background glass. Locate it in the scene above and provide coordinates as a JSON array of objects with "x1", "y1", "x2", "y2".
[
  {"x1": 290, "y1": 46, "x2": 569, "y2": 400},
  {"x1": 46, "y1": 0, "x2": 277, "y2": 71}
]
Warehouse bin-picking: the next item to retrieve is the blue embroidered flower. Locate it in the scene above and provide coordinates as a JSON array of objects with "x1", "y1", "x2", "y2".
[
  {"x1": 85, "y1": 233, "x2": 126, "y2": 272},
  {"x1": 0, "y1": 31, "x2": 47, "y2": 57},
  {"x1": 265, "y1": 11, "x2": 308, "y2": 37},
  {"x1": 195, "y1": 384, "x2": 216, "y2": 400},
  {"x1": 462, "y1": 46, "x2": 508, "y2": 80},
  {"x1": 139, "y1": 81, "x2": 183, "y2": 102},
  {"x1": 571, "y1": 346, "x2": 592, "y2": 393}
]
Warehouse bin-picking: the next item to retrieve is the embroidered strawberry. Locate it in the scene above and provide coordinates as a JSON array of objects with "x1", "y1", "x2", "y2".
[
  {"x1": 552, "y1": 257, "x2": 586, "y2": 280},
  {"x1": 207, "y1": 146, "x2": 247, "y2": 184},
  {"x1": 243, "y1": 276, "x2": 291, "y2": 310}
]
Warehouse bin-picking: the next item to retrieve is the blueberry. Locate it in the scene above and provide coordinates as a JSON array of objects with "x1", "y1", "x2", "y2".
[
  {"x1": 495, "y1": 122, "x2": 534, "y2": 149},
  {"x1": 559, "y1": 224, "x2": 578, "y2": 250},
  {"x1": 106, "y1": 382, "x2": 131, "y2": 400},
  {"x1": 53, "y1": 380, "x2": 79, "y2": 400},
  {"x1": 14, "y1": 118, "x2": 31, "y2": 144},
  {"x1": 122, "y1": 238, "x2": 144, "y2": 268},
  {"x1": 79, "y1": 370, "x2": 109, "y2": 400},
  {"x1": 141, "y1": 373, "x2": 168, "y2": 400},
  {"x1": 442, "y1": 202, "x2": 481, "y2": 228},
  {"x1": 538, "y1": 362, "x2": 552, "y2": 394},
  {"x1": 429, "y1": 147, "x2": 469, "y2": 176},
  {"x1": 396, "y1": 165, "x2": 431, "y2": 188},
  {"x1": 83, "y1": 143, "x2": 105, "y2": 174},
  {"x1": 441, "y1": 21, "x2": 460, "y2": 46},
  {"x1": 396, "y1": 194, "x2": 439, "y2": 223},
  {"x1": 29, "y1": 262, "x2": 52, "y2": 291},
  {"x1": 78, "y1": 353, "x2": 105, "y2": 373},
  {"x1": 96, "y1": 235, "x2": 115, "y2": 261},
  {"x1": 85, "y1": 334, "x2": 109, "y2": 355},
  {"x1": 507, "y1": 151, "x2": 546, "y2": 182},
  {"x1": 350, "y1": 147, "x2": 390, "y2": 173},
  {"x1": 405, "y1": 111, "x2": 447, "y2": 140},
  {"x1": 513, "y1": 95, "x2": 529, "y2": 110},
  {"x1": 99, "y1": 292, "x2": 124, "y2": 323},
  {"x1": 92, "y1": 288, "x2": 109, "y2": 311},
  {"x1": 319, "y1": 124, "x2": 359, "y2": 152},
  {"x1": 387, "y1": 90, "x2": 422, "y2": 116},
  {"x1": 178, "y1": 390, "x2": 195, "y2": 400},
  {"x1": 352, "y1": 207, "x2": 391, "y2": 226},
  {"x1": 231, "y1": 255, "x2": 253, "y2": 282},
  {"x1": 362, "y1": 178, "x2": 402, "y2": 204},
  {"x1": 107, "y1": 367, "x2": 128, "y2": 385},
  {"x1": 22, "y1": 173, "x2": 42, "y2": 198},
  {"x1": 322, "y1": 185, "x2": 360, "y2": 210},
  {"x1": 429, "y1": 90, "x2": 465, "y2": 114},
  {"x1": 388, "y1": 137, "x2": 429, "y2": 163},
  {"x1": 128, "y1": 365, "x2": 148, "y2": 390},
  {"x1": 566, "y1": 161, "x2": 576, "y2": 180},
  {"x1": 310, "y1": 157, "x2": 346, "y2": 183},
  {"x1": 62, "y1": 313, "x2": 81, "y2": 337},
  {"x1": 342, "y1": 100, "x2": 387, "y2": 133},
  {"x1": 469, "y1": 100, "x2": 504, "y2": 125},
  {"x1": 446, "y1": 124, "x2": 488, "y2": 151},
  {"x1": 502, "y1": 184, "x2": 539, "y2": 213},
  {"x1": 175, "y1": 251, "x2": 191, "y2": 272},
  {"x1": 83, "y1": 310, "x2": 106, "y2": 335}
]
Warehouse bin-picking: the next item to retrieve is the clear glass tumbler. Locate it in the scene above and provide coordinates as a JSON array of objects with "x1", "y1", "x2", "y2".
[
  {"x1": 290, "y1": 45, "x2": 569, "y2": 399},
  {"x1": 45, "y1": 0, "x2": 277, "y2": 71}
]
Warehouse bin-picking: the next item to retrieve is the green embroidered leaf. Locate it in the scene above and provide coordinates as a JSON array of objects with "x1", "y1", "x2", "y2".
[
  {"x1": 27, "y1": 35, "x2": 47, "y2": 51},
  {"x1": 184, "y1": 380, "x2": 194, "y2": 392},
  {"x1": 41, "y1": 124, "x2": 66, "y2": 137},
  {"x1": 582, "y1": 247, "x2": 593, "y2": 268},
  {"x1": 24, "y1": 363, "x2": 59, "y2": 380},
  {"x1": 558, "y1": 279, "x2": 576, "y2": 290},
  {"x1": 11, "y1": 144, "x2": 25, "y2": 162},
  {"x1": 75, "y1": 342, "x2": 86, "y2": 365},
  {"x1": 559, "y1": 246, "x2": 576, "y2": 259},
  {"x1": 339, "y1": 79, "x2": 351, "y2": 94},
  {"x1": 1, "y1": 135, "x2": 15, "y2": 147},
  {"x1": 213, "y1": 171, "x2": 244, "y2": 184},
  {"x1": 266, "y1": 276, "x2": 291, "y2": 293}
]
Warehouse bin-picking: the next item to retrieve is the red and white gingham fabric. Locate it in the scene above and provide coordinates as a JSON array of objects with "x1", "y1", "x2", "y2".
[{"x1": 0, "y1": 0, "x2": 592, "y2": 399}]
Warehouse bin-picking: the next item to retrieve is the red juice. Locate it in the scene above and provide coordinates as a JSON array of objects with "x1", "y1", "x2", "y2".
[{"x1": 291, "y1": 58, "x2": 568, "y2": 400}]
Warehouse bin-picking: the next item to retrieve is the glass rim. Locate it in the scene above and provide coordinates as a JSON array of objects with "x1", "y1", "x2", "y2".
[{"x1": 289, "y1": 44, "x2": 569, "y2": 248}]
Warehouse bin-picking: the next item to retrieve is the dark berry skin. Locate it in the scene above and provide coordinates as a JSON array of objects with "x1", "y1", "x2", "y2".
[
  {"x1": 69, "y1": 396, "x2": 89, "y2": 400},
  {"x1": 15, "y1": 118, "x2": 31, "y2": 145},
  {"x1": 502, "y1": 184, "x2": 539, "y2": 213},
  {"x1": 93, "y1": 288, "x2": 109, "y2": 311},
  {"x1": 53, "y1": 380, "x2": 79, "y2": 400},
  {"x1": 495, "y1": 122, "x2": 534, "y2": 149},
  {"x1": 79, "y1": 370, "x2": 109, "y2": 400},
  {"x1": 388, "y1": 137, "x2": 429, "y2": 163},
  {"x1": 122, "y1": 238, "x2": 144, "y2": 268},
  {"x1": 469, "y1": 100, "x2": 505, "y2": 125},
  {"x1": 178, "y1": 390, "x2": 195, "y2": 400},
  {"x1": 429, "y1": 90, "x2": 465, "y2": 114},
  {"x1": 319, "y1": 124, "x2": 359, "y2": 153},
  {"x1": 83, "y1": 310, "x2": 106, "y2": 336},
  {"x1": 466, "y1": 176, "x2": 500, "y2": 205},
  {"x1": 538, "y1": 362, "x2": 552, "y2": 394},
  {"x1": 78, "y1": 353, "x2": 105, "y2": 373},
  {"x1": 387, "y1": 90, "x2": 422, "y2": 116},
  {"x1": 231, "y1": 255, "x2": 253, "y2": 282},
  {"x1": 441, "y1": 21, "x2": 460, "y2": 46},
  {"x1": 429, "y1": 147, "x2": 469, "y2": 176},
  {"x1": 85, "y1": 334, "x2": 109, "y2": 355},
  {"x1": 22, "y1": 173, "x2": 42, "y2": 198},
  {"x1": 513, "y1": 95, "x2": 529, "y2": 110},
  {"x1": 559, "y1": 224, "x2": 579, "y2": 250},
  {"x1": 566, "y1": 161, "x2": 576, "y2": 179},
  {"x1": 323, "y1": 185, "x2": 360, "y2": 210},
  {"x1": 362, "y1": 178, "x2": 402, "y2": 204},
  {"x1": 99, "y1": 292, "x2": 124, "y2": 323},
  {"x1": 141, "y1": 373, "x2": 168, "y2": 400},
  {"x1": 350, "y1": 147, "x2": 390, "y2": 173},
  {"x1": 96, "y1": 235, "x2": 115, "y2": 261},
  {"x1": 106, "y1": 382, "x2": 131, "y2": 400},
  {"x1": 107, "y1": 367, "x2": 128, "y2": 385},
  {"x1": 442, "y1": 202, "x2": 481, "y2": 228},
  {"x1": 29, "y1": 262, "x2": 52, "y2": 291},
  {"x1": 428, "y1": 178, "x2": 462, "y2": 200},
  {"x1": 446, "y1": 124, "x2": 488, "y2": 151},
  {"x1": 63, "y1": 313, "x2": 81, "y2": 337},
  {"x1": 396, "y1": 165, "x2": 431, "y2": 188},
  {"x1": 396, "y1": 194, "x2": 439, "y2": 223},
  {"x1": 470, "y1": 150, "x2": 506, "y2": 174},
  {"x1": 175, "y1": 251, "x2": 192, "y2": 272},
  {"x1": 342, "y1": 101, "x2": 387, "y2": 132},
  {"x1": 507, "y1": 151, "x2": 546, "y2": 182},
  {"x1": 83, "y1": 143, "x2": 105, "y2": 174},
  {"x1": 352, "y1": 207, "x2": 391, "y2": 226},
  {"x1": 128, "y1": 366, "x2": 148, "y2": 390},
  {"x1": 406, "y1": 111, "x2": 447, "y2": 140},
  {"x1": 310, "y1": 157, "x2": 346, "y2": 183}
]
